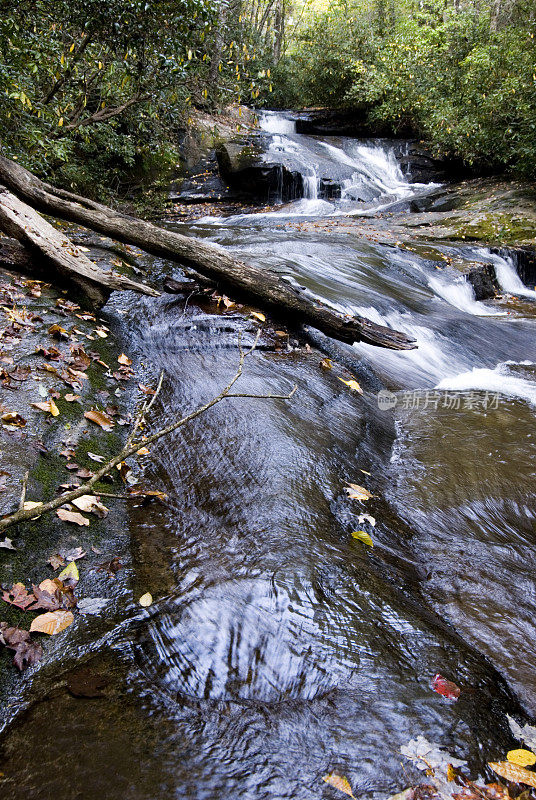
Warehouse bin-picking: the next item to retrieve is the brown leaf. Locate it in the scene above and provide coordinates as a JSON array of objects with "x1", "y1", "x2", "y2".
[
  {"x1": 488, "y1": 762, "x2": 536, "y2": 789},
  {"x1": 0, "y1": 622, "x2": 43, "y2": 670},
  {"x1": 67, "y1": 667, "x2": 109, "y2": 698},
  {"x1": 48, "y1": 554, "x2": 66, "y2": 570},
  {"x1": 96, "y1": 556, "x2": 123, "y2": 577},
  {"x1": 1, "y1": 411, "x2": 26, "y2": 427},
  {"x1": 64, "y1": 393, "x2": 81, "y2": 402},
  {"x1": 31, "y1": 399, "x2": 60, "y2": 417},
  {"x1": 48, "y1": 323, "x2": 68, "y2": 339},
  {"x1": 72, "y1": 495, "x2": 108, "y2": 518},
  {"x1": 1, "y1": 582, "x2": 36, "y2": 610},
  {"x1": 30, "y1": 609, "x2": 74, "y2": 635},
  {"x1": 118, "y1": 353, "x2": 132, "y2": 366},
  {"x1": 138, "y1": 383, "x2": 156, "y2": 395},
  {"x1": 56, "y1": 507, "x2": 90, "y2": 526},
  {"x1": 84, "y1": 408, "x2": 114, "y2": 430}
]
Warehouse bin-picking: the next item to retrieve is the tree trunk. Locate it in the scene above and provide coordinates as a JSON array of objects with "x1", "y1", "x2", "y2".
[
  {"x1": 0, "y1": 155, "x2": 416, "y2": 349},
  {"x1": 0, "y1": 186, "x2": 159, "y2": 304}
]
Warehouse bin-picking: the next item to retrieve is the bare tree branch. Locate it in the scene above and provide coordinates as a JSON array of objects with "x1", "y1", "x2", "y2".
[{"x1": 0, "y1": 333, "x2": 296, "y2": 534}]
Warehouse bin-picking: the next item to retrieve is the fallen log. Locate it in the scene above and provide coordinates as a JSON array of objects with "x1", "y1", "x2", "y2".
[
  {"x1": 0, "y1": 155, "x2": 416, "y2": 349},
  {"x1": 0, "y1": 186, "x2": 159, "y2": 304}
]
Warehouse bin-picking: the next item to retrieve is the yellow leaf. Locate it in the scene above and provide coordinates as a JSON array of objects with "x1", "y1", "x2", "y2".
[
  {"x1": 31, "y1": 400, "x2": 59, "y2": 416},
  {"x1": 58, "y1": 117, "x2": 64, "y2": 127},
  {"x1": 139, "y1": 592, "x2": 153, "y2": 607},
  {"x1": 489, "y1": 762, "x2": 536, "y2": 788},
  {"x1": 322, "y1": 773, "x2": 355, "y2": 798},
  {"x1": 351, "y1": 530, "x2": 373, "y2": 546},
  {"x1": 60, "y1": 53, "x2": 65, "y2": 65},
  {"x1": 58, "y1": 560, "x2": 79, "y2": 583},
  {"x1": 507, "y1": 750, "x2": 536, "y2": 767},
  {"x1": 69, "y1": 43, "x2": 75, "y2": 52},
  {"x1": 250, "y1": 311, "x2": 266, "y2": 322},
  {"x1": 320, "y1": 358, "x2": 333, "y2": 370},
  {"x1": 338, "y1": 378, "x2": 363, "y2": 394},
  {"x1": 136, "y1": 447, "x2": 150, "y2": 456},
  {"x1": 345, "y1": 483, "x2": 373, "y2": 501},
  {"x1": 30, "y1": 610, "x2": 74, "y2": 635}
]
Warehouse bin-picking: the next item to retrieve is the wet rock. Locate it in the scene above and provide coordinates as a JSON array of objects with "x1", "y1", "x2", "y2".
[
  {"x1": 465, "y1": 261, "x2": 499, "y2": 300},
  {"x1": 216, "y1": 140, "x2": 304, "y2": 203}
]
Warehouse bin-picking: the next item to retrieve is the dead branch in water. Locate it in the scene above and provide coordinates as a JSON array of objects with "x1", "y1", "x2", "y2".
[{"x1": 0, "y1": 332, "x2": 296, "y2": 534}]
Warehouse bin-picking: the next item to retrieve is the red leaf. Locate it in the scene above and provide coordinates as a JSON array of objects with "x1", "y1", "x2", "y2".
[{"x1": 432, "y1": 673, "x2": 461, "y2": 700}]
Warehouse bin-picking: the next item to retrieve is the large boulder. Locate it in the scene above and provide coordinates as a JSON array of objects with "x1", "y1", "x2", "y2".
[{"x1": 216, "y1": 140, "x2": 304, "y2": 203}]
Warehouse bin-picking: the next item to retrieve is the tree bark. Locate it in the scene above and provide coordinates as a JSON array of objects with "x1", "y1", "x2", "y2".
[
  {"x1": 0, "y1": 155, "x2": 416, "y2": 349},
  {"x1": 0, "y1": 187, "x2": 159, "y2": 304}
]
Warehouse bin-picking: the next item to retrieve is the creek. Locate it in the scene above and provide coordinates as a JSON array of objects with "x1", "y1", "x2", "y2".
[{"x1": 1, "y1": 111, "x2": 535, "y2": 800}]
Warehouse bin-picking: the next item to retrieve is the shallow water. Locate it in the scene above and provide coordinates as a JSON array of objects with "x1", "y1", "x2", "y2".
[{"x1": 1, "y1": 114, "x2": 535, "y2": 800}]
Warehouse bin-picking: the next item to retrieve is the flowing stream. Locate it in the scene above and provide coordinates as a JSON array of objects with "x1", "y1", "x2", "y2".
[{"x1": 1, "y1": 112, "x2": 535, "y2": 800}]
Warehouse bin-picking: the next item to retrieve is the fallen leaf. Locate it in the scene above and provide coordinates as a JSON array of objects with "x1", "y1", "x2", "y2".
[
  {"x1": 345, "y1": 484, "x2": 373, "y2": 501},
  {"x1": 357, "y1": 514, "x2": 376, "y2": 526},
  {"x1": 432, "y1": 674, "x2": 461, "y2": 700},
  {"x1": 64, "y1": 393, "x2": 81, "y2": 402},
  {"x1": 507, "y1": 750, "x2": 536, "y2": 768},
  {"x1": 77, "y1": 597, "x2": 110, "y2": 615},
  {"x1": 250, "y1": 311, "x2": 266, "y2": 322},
  {"x1": 56, "y1": 508, "x2": 90, "y2": 526},
  {"x1": 48, "y1": 323, "x2": 68, "y2": 339},
  {"x1": 48, "y1": 554, "x2": 65, "y2": 570},
  {"x1": 84, "y1": 409, "x2": 114, "y2": 430},
  {"x1": 1, "y1": 582, "x2": 36, "y2": 610},
  {"x1": 0, "y1": 622, "x2": 43, "y2": 670},
  {"x1": 0, "y1": 537, "x2": 15, "y2": 550},
  {"x1": 138, "y1": 383, "x2": 156, "y2": 396},
  {"x1": 320, "y1": 358, "x2": 333, "y2": 370},
  {"x1": 488, "y1": 762, "x2": 536, "y2": 789},
  {"x1": 139, "y1": 592, "x2": 152, "y2": 607},
  {"x1": 1, "y1": 412, "x2": 26, "y2": 427},
  {"x1": 58, "y1": 561, "x2": 79, "y2": 586},
  {"x1": 507, "y1": 716, "x2": 536, "y2": 753},
  {"x1": 72, "y1": 495, "x2": 108, "y2": 518},
  {"x1": 338, "y1": 378, "x2": 363, "y2": 394},
  {"x1": 67, "y1": 667, "x2": 108, "y2": 697},
  {"x1": 136, "y1": 447, "x2": 150, "y2": 456},
  {"x1": 59, "y1": 546, "x2": 86, "y2": 562},
  {"x1": 87, "y1": 452, "x2": 105, "y2": 462},
  {"x1": 322, "y1": 773, "x2": 355, "y2": 798},
  {"x1": 31, "y1": 399, "x2": 60, "y2": 416},
  {"x1": 118, "y1": 353, "x2": 132, "y2": 366},
  {"x1": 30, "y1": 609, "x2": 74, "y2": 635},
  {"x1": 95, "y1": 328, "x2": 108, "y2": 338},
  {"x1": 351, "y1": 530, "x2": 374, "y2": 546},
  {"x1": 96, "y1": 556, "x2": 123, "y2": 577}
]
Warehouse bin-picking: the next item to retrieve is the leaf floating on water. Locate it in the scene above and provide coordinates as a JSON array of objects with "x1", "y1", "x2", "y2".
[
  {"x1": 250, "y1": 311, "x2": 266, "y2": 322},
  {"x1": 118, "y1": 353, "x2": 132, "y2": 366},
  {"x1": 432, "y1": 674, "x2": 461, "y2": 700},
  {"x1": 338, "y1": 377, "x2": 363, "y2": 394},
  {"x1": 56, "y1": 508, "x2": 90, "y2": 526},
  {"x1": 507, "y1": 750, "x2": 536, "y2": 767},
  {"x1": 351, "y1": 530, "x2": 374, "y2": 546},
  {"x1": 322, "y1": 773, "x2": 356, "y2": 798},
  {"x1": 488, "y1": 762, "x2": 536, "y2": 789},
  {"x1": 345, "y1": 483, "x2": 373, "y2": 501},
  {"x1": 84, "y1": 408, "x2": 114, "y2": 430},
  {"x1": 139, "y1": 592, "x2": 152, "y2": 607},
  {"x1": 320, "y1": 358, "x2": 333, "y2": 370},
  {"x1": 30, "y1": 609, "x2": 74, "y2": 635},
  {"x1": 357, "y1": 514, "x2": 376, "y2": 526}
]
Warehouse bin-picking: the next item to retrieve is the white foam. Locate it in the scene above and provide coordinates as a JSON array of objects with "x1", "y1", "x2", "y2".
[{"x1": 437, "y1": 362, "x2": 536, "y2": 406}]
